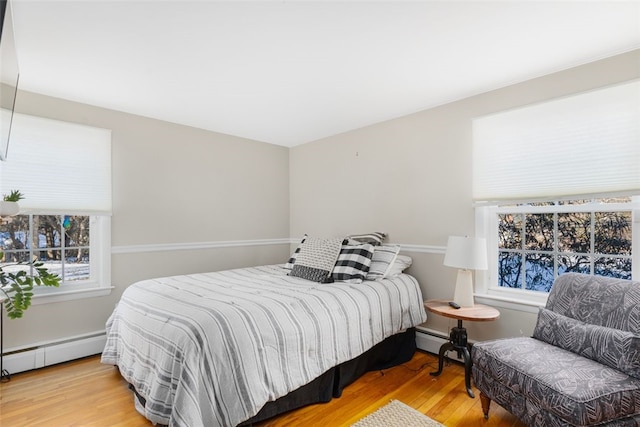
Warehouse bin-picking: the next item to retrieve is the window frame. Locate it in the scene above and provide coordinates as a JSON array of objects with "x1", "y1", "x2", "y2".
[{"x1": 475, "y1": 196, "x2": 639, "y2": 310}]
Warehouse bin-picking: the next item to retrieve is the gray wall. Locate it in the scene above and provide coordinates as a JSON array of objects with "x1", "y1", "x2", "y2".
[
  {"x1": 4, "y1": 91, "x2": 291, "y2": 349},
  {"x1": 289, "y1": 49, "x2": 640, "y2": 340}
]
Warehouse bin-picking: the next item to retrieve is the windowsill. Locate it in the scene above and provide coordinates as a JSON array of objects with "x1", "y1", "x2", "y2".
[
  {"x1": 30, "y1": 286, "x2": 114, "y2": 305},
  {"x1": 474, "y1": 292, "x2": 546, "y2": 314}
]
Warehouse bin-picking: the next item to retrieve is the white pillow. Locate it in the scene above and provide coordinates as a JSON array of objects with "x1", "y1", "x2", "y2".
[
  {"x1": 347, "y1": 232, "x2": 388, "y2": 246},
  {"x1": 384, "y1": 255, "x2": 413, "y2": 278}
]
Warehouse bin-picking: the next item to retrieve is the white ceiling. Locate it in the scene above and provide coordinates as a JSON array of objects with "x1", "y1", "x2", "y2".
[{"x1": 9, "y1": 0, "x2": 640, "y2": 147}]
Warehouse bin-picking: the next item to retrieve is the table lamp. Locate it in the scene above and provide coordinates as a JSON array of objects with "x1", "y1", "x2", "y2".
[{"x1": 443, "y1": 235, "x2": 487, "y2": 307}]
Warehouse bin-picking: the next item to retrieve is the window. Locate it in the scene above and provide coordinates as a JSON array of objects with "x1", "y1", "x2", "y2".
[
  {"x1": 495, "y1": 198, "x2": 633, "y2": 293},
  {"x1": 472, "y1": 80, "x2": 639, "y2": 306},
  {"x1": 477, "y1": 198, "x2": 638, "y2": 305},
  {"x1": 0, "y1": 113, "x2": 111, "y2": 301}
]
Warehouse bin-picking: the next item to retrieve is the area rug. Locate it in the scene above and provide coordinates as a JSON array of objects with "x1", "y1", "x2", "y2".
[{"x1": 351, "y1": 399, "x2": 445, "y2": 427}]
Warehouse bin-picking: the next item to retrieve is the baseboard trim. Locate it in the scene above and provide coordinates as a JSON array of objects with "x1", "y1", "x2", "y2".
[
  {"x1": 4, "y1": 328, "x2": 458, "y2": 376},
  {"x1": 2, "y1": 332, "x2": 106, "y2": 375}
]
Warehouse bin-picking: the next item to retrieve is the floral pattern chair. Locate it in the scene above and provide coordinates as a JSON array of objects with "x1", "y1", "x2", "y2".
[{"x1": 471, "y1": 273, "x2": 640, "y2": 426}]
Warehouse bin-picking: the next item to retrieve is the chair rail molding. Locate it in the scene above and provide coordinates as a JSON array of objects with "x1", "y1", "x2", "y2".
[
  {"x1": 112, "y1": 239, "x2": 446, "y2": 255},
  {"x1": 111, "y1": 238, "x2": 292, "y2": 254}
]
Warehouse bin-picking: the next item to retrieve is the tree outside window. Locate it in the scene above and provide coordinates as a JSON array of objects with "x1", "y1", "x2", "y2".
[
  {"x1": 497, "y1": 198, "x2": 632, "y2": 292},
  {"x1": 0, "y1": 215, "x2": 90, "y2": 283}
]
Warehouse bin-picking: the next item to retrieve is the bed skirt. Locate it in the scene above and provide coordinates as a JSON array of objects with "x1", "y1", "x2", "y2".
[
  {"x1": 241, "y1": 327, "x2": 417, "y2": 425},
  {"x1": 128, "y1": 328, "x2": 416, "y2": 426}
]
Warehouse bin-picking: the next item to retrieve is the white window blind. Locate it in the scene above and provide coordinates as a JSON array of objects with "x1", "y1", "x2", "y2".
[
  {"x1": 0, "y1": 112, "x2": 111, "y2": 214},
  {"x1": 472, "y1": 79, "x2": 640, "y2": 203}
]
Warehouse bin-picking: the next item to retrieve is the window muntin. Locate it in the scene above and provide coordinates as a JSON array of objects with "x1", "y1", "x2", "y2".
[{"x1": 494, "y1": 198, "x2": 633, "y2": 294}]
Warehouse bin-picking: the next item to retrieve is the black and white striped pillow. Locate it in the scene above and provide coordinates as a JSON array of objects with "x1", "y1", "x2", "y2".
[
  {"x1": 285, "y1": 234, "x2": 307, "y2": 269},
  {"x1": 366, "y1": 244, "x2": 400, "y2": 280},
  {"x1": 347, "y1": 232, "x2": 388, "y2": 246},
  {"x1": 331, "y1": 242, "x2": 375, "y2": 283}
]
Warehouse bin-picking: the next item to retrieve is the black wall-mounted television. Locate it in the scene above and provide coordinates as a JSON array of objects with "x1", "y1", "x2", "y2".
[{"x1": 1, "y1": 0, "x2": 20, "y2": 161}]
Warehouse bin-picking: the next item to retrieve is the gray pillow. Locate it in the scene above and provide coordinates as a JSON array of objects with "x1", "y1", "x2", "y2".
[
  {"x1": 533, "y1": 307, "x2": 640, "y2": 379},
  {"x1": 289, "y1": 236, "x2": 343, "y2": 283}
]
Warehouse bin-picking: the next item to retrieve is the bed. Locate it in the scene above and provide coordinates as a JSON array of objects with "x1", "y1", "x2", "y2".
[{"x1": 102, "y1": 240, "x2": 427, "y2": 427}]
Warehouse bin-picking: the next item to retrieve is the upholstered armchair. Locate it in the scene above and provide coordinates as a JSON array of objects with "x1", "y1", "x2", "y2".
[{"x1": 471, "y1": 273, "x2": 640, "y2": 426}]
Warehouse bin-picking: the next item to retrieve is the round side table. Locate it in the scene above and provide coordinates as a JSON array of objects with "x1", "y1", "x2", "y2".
[{"x1": 424, "y1": 300, "x2": 500, "y2": 398}]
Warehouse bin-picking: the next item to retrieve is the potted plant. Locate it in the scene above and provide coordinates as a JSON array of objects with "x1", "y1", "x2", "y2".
[
  {"x1": 0, "y1": 190, "x2": 23, "y2": 216},
  {"x1": 0, "y1": 190, "x2": 61, "y2": 319}
]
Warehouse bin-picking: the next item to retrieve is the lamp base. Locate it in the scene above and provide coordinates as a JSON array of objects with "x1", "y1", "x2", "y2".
[{"x1": 453, "y1": 269, "x2": 475, "y2": 308}]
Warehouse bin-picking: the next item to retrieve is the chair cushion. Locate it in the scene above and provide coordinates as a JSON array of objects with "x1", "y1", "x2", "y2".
[
  {"x1": 546, "y1": 273, "x2": 640, "y2": 333},
  {"x1": 472, "y1": 337, "x2": 640, "y2": 426},
  {"x1": 533, "y1": 307, "x2": 640, "y2": 379}
]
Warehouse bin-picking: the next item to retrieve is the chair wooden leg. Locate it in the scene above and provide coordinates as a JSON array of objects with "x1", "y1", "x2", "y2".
[{"x1": 480, "y1": 392, "x2": 491, "y2": 419}]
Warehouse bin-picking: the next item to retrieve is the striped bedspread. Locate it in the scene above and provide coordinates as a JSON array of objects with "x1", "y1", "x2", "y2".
[{"x1": 101, "y1": 264, "x2": 426, "y2": 427}]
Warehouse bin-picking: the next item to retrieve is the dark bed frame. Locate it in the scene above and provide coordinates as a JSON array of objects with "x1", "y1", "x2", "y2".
[{"x1": 130, "y1": 328, "x2": 417, "y2": 426}]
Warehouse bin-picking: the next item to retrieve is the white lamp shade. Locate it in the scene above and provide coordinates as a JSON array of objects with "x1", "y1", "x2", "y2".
[{"x1": 443, "y1": 236, "x2": 488, "y2": 271}]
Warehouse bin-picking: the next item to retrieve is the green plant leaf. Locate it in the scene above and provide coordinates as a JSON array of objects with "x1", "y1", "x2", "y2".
[
  {"x1": 2, "y1": 189, "x2": 24, "y2": 202},
  {"x1": 0, "y1": 255, "x2": 61, "y2": 319}
]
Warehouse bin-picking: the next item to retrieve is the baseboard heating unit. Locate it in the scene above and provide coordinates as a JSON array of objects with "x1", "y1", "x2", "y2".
[{"x1": 2, "y1": 331, "x2": 106, "y2": 376}]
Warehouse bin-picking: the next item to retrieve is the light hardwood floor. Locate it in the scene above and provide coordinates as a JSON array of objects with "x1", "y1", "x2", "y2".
[{"x1": 0, "y1": 351, "x2": 526, "y2": 426}]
